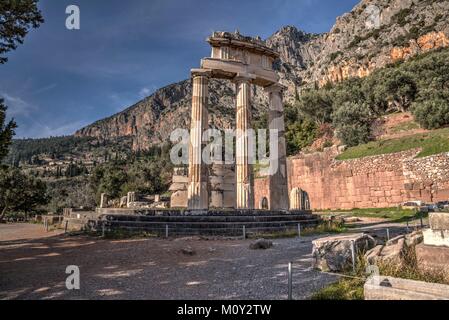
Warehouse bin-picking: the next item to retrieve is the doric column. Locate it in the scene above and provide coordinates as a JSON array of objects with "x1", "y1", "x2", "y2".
[
  {"x1": 235, "y1": 76, "x2": 254, "y2": 209},
  {"x1": 187, "y1": 71, "x2": 210, "y2": 210},
  {"x1": 265, "y1": 83, "x2": 289, "y2": 210},
  {"x1": 290, "y1": 188, "x2": 303, "y2": 210}
]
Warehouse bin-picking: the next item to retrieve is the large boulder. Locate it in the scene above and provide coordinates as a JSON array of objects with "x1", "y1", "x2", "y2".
[
  {"x1": 364, "y1": 231, "x2": 424, "y2": 266},
  {"x1": 249, "y1": 239, "x2": 273, "y2": 250},
  {"x1": 312, "y1": 233, "x2": 376, "y2": 272}
]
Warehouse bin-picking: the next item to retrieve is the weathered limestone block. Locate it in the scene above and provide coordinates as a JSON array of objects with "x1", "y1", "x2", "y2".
[
  {"x1": 416, "y1": 243, "x2": 449, "y2": 273},
  {"x1": 172, "y1": 175, "x2": 189, "y2": 184},
  {"x1": 429, "y1": 212, "x2": 449, "y2": 230},
  {"x1": 312, "y1": 233, "x2": 376, "y2": 272},
  {"x1": 119, "y1": 196, "x2": 128, "y2": 208},
  {"x1": 171, "y1": 190, "x2": 188, "y2": 208},
  {"x1": 223, "y1": 191, "x2": 235, "y2": 208},
  {"x1": 210, "y1": 191, "x2": 224, "y2": 208},
  {"x1": 128, "y1": 201, "x2": 150, "y2": 209},
  {"x1": 364, "y1": 276, "x2": 449, "y2": 300},
  {"x1": 169, "y1": 183, "x2": 188, "y2": 191},
  {"x1": 365, "y1": 231, "x2": 423, "y2": 266},
  {"x1": 423, "y1": 229, "x2": 449, "y2": 247}
]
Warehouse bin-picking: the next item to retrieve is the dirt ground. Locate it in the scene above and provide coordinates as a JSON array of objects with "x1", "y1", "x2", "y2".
[{"x1": 0, "y1": 223, "x2": 338, "y2": 300}]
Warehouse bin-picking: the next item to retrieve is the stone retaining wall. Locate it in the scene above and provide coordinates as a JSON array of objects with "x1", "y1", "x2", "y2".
[{"x1": 255, "y1": 147, "x2": 449, "y2": 210}]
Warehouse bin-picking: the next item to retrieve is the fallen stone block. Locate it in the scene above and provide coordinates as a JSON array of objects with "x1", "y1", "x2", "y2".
[
  {"x1": 423, "y1": 229, "x2": 449, "y2": 247},
  {"x1": 405, "y1": 231, "x2": 424, "y2": 247},
  {"x1": 416, "y1": 243, "x2": 449, "y2": 273},
  {"x1": 249, "y1": 239, "x2": 273, "y2": 250},
  {"x1": 364, "y1": 276, "x2": 449, "y2": 300},
  {"x1": 180, "y1": 247, "x2": 196, "y2": 256},
  {"x1": 312, "y1": 233, "x2": 376, "y2": 272}
]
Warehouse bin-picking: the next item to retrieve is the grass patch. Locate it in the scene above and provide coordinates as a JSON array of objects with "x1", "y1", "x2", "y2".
[
  {"x1": 311, "y1": 278, "x2": 365, "y2": 300},
  {"x1": 318, "y1": 207, "x2": 419, "y2": 223},
  {"x1": 336, "y1": 128, "x2": 449, "y2": 160},
  {"x1": 248, "y1": 221, "x2": 346, "y2": 239},
  {"x1": 390, "y1": 121, "x2": 420, "y2": 134},
  {"x1": 248, "y1": 229, "x2": 299, "y2": 239},
  {"x1": 301, "y1": 220, "x2": 347, "y2": 236}
]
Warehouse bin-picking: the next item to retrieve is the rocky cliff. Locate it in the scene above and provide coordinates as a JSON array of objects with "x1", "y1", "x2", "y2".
[{"x1": 75, "y1": 0, "x2": 449, "y2": 150}]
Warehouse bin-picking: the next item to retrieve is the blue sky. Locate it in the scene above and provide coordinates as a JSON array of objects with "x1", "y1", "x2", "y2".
[{"x1": 0, "y1": 0, "x2": 359, "y2": 138}]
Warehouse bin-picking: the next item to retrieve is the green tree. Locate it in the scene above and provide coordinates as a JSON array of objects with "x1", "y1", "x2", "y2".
[
  {"x1": 333, "y1": 101, "x2": 375, "y2": 147},
  {"x1": 380, "y1": 70, "x2": 417, "y2": 112},
  {"x1": 0, "y1": 167, "x2": 49, "y2": 221},
  {"x1": 296, "y1": 89, "x2": 333, "y2": 124},
  {"x1": 0, "y1": 99, "x2": 17, "y2": 163},
  {"x1": 0, "y1": 0, "x2": 44, "y2": 64}
]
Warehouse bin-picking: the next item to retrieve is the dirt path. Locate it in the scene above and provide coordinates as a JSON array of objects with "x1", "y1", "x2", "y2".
[
  {"x1": 0, "y1": 223, "x2": 64, "y2": 242},
  {"x1": 0, "y1": 224, "x2": 338, "y2": 300}
]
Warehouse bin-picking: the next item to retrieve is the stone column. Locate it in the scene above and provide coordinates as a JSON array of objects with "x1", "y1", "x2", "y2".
[
  {"x1": 187, "y1": 71, "x2": 210, "y2": 210},
  {"x1": 265, "y1": 84, "x2": 289, "y2": 210},
  {"x1": 290, "y1": 188, "x2": 303, "y2": 210},
  {"x1": 127, "y1": 192, "x2": 136, "y2": 208},
  {"x1": 235, "y1": 76, "x2": 254, "y2": 209},
  {"x1": 100, "y1": 193, "x2": 108, "y2": 209}
]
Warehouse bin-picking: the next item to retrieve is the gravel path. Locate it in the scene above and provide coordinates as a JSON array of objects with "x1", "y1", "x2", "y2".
[{"x1": 0, "y1": 224, "x2": 338, "y2": 300}]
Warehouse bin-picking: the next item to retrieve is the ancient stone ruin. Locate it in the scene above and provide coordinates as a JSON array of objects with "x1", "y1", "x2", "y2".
[{"x1": 170, "y1": 31, "x2": 289, "y2": 211}]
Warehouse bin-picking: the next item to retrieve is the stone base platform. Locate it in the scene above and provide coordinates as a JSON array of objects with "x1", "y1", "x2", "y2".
[
  {"x1": 90, "y1": 209, "x2": 319, "y2": 237},
  {"x1": 415, "y1": 243, "x2": 449, "y2": 273}
]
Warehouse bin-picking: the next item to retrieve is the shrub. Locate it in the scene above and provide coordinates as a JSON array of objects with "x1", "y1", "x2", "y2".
[{"x1": 412, "y1": 96, "x2": 449, "y2": 129}]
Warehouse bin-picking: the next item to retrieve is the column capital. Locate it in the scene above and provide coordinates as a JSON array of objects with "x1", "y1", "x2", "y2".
[
  {"x1": 234, "y1": 73, "x2": 256, "y2": 85},
  {"x1": 191, "y1": 68, "x2": 212, "y2": 79},
  {"x1": 264, "y1": 82, "x2": 286, "y2": 94}
]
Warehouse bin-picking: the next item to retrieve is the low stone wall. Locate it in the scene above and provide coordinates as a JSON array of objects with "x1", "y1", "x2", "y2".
[{"x1": 255, "y1": 147, "x2": 449, "y2": 210}]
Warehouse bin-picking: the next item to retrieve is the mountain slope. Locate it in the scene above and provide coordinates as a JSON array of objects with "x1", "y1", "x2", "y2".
[{"x1": 75, "y1": 0, "x2": 449, "y2": 150}]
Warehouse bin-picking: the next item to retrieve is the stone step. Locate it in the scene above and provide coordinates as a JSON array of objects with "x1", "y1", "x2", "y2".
[{"x1": 101, "y1": 214, "x2": 317, "y2": 223}]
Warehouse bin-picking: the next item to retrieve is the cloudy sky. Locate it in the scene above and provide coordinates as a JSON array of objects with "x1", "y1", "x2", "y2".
[{"x1": 0, "y1": 0, "x2": 359, "y2": 138}]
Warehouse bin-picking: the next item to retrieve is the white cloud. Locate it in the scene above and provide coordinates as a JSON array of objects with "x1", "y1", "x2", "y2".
[
  {"x1": 1, "y1": 92, "x2": 37, "y2": 116},
  {"x1": 15, "y1": 119, "x2": 90, "y2": 139},
  {"x1": 139, "y1": 87, "x2": 151, "y2": 98}
]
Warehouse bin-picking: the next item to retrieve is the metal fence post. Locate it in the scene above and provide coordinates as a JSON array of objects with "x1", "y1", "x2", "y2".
[
  {"x1": 386, "y1": 228, "x2": 390, "y2": 241},
  {"x1": 64, "y1": 220, "x2": 68, "y2": 234},
  {"x1": 297, "y1": 223, "x2": 301, "y2": 238},
  {"x1": 243, "y1": 225, "x2": 246, "y2": 239},
  {"x1": 102, "y1": 223, "x2": 105, "y2": 237},
  {"x1": 165, "y1": 224, "x2": 169, "y2": 238},
  {"x1": 288, "y1": 262, "x2": 292, "y2": 300},
  {"x1": 350, "y1": 240, "x2": 356, "y2": 274}
]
